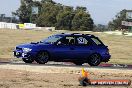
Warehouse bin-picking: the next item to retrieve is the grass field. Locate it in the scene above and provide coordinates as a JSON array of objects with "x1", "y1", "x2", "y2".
[{"x1": 0, "y1": 29, "x2": 132, "y2": 64}]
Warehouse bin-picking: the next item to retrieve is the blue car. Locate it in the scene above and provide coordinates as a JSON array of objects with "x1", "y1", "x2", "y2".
[{"x1": 13, "y1": 33, "x2": 111, "y2": 66}]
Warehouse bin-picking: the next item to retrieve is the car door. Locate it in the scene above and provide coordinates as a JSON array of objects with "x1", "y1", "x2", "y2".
[
  {"x1": 52, "y1": 36, "x2": 76, "y2": 61},
  {"x1": 73, "y1": 36, "x2": 94, "y2": 61}
]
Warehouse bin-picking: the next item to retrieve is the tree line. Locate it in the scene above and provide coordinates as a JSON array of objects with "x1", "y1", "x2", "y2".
[
  {"x1": 13, "y1": 0, "x2": 94, "y2": 31},
  {"x1": 95, "y1": 9, "x2": 130, "y2": 32},
  {"x1": 13, "y1": 0, "x2": 130, "y2": 31},
  {"x1": 108, "y1": 9, "x2": 127, "y2": 31}
]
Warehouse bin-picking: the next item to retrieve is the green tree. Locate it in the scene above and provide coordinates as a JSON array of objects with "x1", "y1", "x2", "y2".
[
  {"x1": 12, "y1": 0, "x2": 32, "y2": 23},
  {"x1": 36, "y1": 1, "x2": 62, "y2": 27},
  {"x1": 13, "y1": 0, "x2": 41, "y2": 23},
  {"x1": 76, "y1": 6, "x2": 87, "y2": 12},
  {"x1": 56, "y1": 6, "x2": 74, "y2": 30},
  {"x1": 93, "y1": 24, "x2": 108, "y2": 32},
  {"x1": 108, "y1": 9, "x2": 127, "y2": 30},
  {"x1": 72, "y1": 7, "x2": 94, "y2": 31},
  {"x1": 13, "y1": 0, "x2": 94, "y2": 31},
  {"x1": 41, "y1": 0, "x2": 56, "y2": 4}
]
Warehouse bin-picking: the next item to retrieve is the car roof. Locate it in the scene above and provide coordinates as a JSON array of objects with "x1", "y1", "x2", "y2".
[{"x1": 54, "y1": 33, "x2": 96, "y2": 38}]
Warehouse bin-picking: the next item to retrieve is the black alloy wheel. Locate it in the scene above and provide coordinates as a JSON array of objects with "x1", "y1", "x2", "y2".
[
  {"x1": 88, "y1": 53, "x2": 101, "y2": 66},
  {"x1": 35, "y1": 51, "x2": 49, "y2": 64}
]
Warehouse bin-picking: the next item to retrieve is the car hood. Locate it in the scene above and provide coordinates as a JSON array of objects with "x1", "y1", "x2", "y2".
[{"x1": 16, "y1": 42, "x2": 53, "y2": 50}]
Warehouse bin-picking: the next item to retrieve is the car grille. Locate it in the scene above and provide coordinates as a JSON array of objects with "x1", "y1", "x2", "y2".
[{"x1": 16, "y1": 47, "x2": 22, "y2": 51}]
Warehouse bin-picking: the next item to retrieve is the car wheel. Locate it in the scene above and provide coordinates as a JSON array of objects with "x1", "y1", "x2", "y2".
[
  {"x1": 74, "y1": 62, "x2": 83, "y2": 65},
  {"x1": 35, "y1": 51, "x2": 49, "y2": 64},
  {"x1": 22, "y1": 58, "x2": 34, "y2": 63},
  {"x1": 88, "y1": 53, "x2": 101, "y2": 66}
]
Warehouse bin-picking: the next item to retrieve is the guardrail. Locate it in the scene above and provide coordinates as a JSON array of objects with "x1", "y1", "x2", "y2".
[
  {"x1": 0, "y1": 22, "x2": 37, "y2": 29},
  {"x1": 0, "y1": 22, "x2": 17, "y2": 29},
  {"x1": 0, "y1": 22, "x2": 55, "y2": 31}
]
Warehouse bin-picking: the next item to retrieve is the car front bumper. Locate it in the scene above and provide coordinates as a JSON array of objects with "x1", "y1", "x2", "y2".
[{"x1": 13, "y1": 50, "x2": 37, "y2": 59}]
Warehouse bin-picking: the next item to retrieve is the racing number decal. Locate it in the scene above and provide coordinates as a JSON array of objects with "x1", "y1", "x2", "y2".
[{"x1": 77, "y1": 38, "x2": 85, "y2": 44}]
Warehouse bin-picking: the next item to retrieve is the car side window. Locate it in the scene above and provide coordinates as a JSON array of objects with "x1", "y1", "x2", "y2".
[
  {"x1": 58, "y1": 36, "x2": 75, "y2": 45},
  {"x1": 91, "y1": 38, "x2": 102, "y2": 45},
  {"x1": 76, "y1": 37, "x2": 90, "y2": 46},
  {"x1": 66, "y1": 37, "x2": 75, "y2": 45}
]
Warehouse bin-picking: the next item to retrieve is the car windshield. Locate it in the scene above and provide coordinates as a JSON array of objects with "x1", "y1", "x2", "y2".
[{"x1": 41, "y1": 35, "x2": 62, "y2": 44}]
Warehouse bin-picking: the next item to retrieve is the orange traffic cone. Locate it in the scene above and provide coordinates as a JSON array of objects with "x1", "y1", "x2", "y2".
[{"x1": 78, "y1": 68, "x2": 91, "y2": 86}]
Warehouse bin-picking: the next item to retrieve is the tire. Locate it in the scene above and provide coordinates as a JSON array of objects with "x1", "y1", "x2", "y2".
[
  {"x1": 35, "y1": 51, "x2": 49, "y2": 64},
  {"x1": 74, "y1": 62, "x2": 83, "y2": 65},
  {"x1": 88, "y1": 53, "x2": 101, "y2": 66},
  {"x1": 22, "y1": 58, "x2": 34, "y2": 63}
]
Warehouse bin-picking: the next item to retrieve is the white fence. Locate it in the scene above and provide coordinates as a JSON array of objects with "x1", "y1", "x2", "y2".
[
  {"x1": 0, "y1": 22, "x2": 37, "y2": 29},
  {"x1": 0, "y1": 22, "x2": 17, "y2": 29},
  {"x1": 24, "y1": 23, "x2": 36, "y2": 29},
  {"x1": 0, "y1": 22, "x2": 55, "y2": 31}
]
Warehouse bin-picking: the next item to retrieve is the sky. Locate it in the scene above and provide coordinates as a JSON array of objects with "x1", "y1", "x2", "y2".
[{"x1": 0, "y1": 0, "x2": 132, "y2": 24}]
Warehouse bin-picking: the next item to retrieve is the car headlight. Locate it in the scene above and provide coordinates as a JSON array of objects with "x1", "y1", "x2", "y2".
[{"x1": 23, "y1": 48, "x2": 32, "y2": 53}]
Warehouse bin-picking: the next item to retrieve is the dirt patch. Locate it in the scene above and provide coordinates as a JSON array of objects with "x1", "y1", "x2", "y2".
[
  {"x1": 0, "y1": 64, "x2": 131, "y2": 88},
  {"x1": 0, "y1": 69, "x2": 79, "y2": 88},
  {"x1": 0, "y1": 68, "x2": 131, "y2": 88}
]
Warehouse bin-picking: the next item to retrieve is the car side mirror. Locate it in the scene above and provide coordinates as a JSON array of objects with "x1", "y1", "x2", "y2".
[{"x1": 55, "y1": 41, "x2": 62, "y2": 46}]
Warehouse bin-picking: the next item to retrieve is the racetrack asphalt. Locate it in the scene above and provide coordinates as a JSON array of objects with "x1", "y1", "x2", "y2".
[{"x1": 0, "y1": 61, "x2": 132, "y2": 70}]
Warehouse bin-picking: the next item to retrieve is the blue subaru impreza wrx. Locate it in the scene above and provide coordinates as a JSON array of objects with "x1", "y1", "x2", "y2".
[{"x1": 13, "y1": 33, "x2": 111, "y2": 66}]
